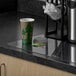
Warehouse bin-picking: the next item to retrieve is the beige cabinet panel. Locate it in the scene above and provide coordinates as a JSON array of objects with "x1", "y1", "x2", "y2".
[
  {"x1": 20, "y1": 58, "x2": 76, "y2": 76},
  {"x1": 0, "y1": 53, "x2": 76, "y2": 76},
  {"x1": 0, "y1": 54, "x2": 22, "y2": 76}
]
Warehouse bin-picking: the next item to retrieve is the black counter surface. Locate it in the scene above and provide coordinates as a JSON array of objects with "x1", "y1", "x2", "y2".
[{"x1": 0, "y1": 11, "x2": 76, "y2": 74}]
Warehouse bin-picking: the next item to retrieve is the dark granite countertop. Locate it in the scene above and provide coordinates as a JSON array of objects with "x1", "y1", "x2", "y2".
[{"x1": 0, "y1": 11, "x2": 76, "y2": 74}]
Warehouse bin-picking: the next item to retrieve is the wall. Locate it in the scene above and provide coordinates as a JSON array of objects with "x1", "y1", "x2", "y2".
[
  {"x1": 0, "y1": 0, "x2": 17, "y2": 13},
  {"x1": 18, "y1": 0, "x2": 45, "y2": 17}
]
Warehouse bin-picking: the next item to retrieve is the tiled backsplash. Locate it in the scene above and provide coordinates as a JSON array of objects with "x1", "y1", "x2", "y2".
[{"x1": 18, "y1": 0, "x2": 45, "y2": 17}]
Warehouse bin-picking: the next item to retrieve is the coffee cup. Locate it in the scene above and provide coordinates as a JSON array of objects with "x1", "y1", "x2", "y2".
[{"x1": 20, "y1": 18, "x2": 35, "y2": 45}]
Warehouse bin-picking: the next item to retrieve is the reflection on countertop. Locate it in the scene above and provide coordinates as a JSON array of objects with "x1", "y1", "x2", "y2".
[
  {"x1": 7, "y1": 34, "x2": 61, "y2": 57},
  {"x1": 52, "y1": 41, "x2": 76, "y2": 67},
  {"x1": 3, "y1": 34, "x2": 76, "y2": 73}
]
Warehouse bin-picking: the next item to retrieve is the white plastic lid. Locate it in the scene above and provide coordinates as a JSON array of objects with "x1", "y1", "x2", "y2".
[{"x1": 20, "y1": 18, "x2": 35, "y2": 22}]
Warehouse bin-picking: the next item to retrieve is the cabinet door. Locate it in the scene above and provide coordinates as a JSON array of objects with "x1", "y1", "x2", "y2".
[
  {"x1": 20, "y1": 59, "x2": 76, "y2": 76},
  {"x1": 0, "y1": 53, "x2": 76, "y2": 76},
  {"x1": 0, "y1": 54, "x2": 22, "y2": 76}
]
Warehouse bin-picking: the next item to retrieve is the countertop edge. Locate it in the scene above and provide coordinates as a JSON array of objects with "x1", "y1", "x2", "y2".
[{"x1": 0, "y1": 47, "x2": 76, "y2": 74}]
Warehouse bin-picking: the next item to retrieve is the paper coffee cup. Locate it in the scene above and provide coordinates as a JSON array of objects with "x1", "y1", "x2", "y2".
[{"x1": 20, "y1": 18, "x2": 35, "y2": 45}]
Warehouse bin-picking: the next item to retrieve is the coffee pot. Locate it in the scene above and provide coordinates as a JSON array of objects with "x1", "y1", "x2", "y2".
[{"x1": 68, "y1": 0, "x2": 76, "y2": 43}]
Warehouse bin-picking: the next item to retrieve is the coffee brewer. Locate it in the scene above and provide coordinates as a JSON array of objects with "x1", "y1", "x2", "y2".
[{"x1": 45, "y1": 0, "x2": 76, "y2": 43}]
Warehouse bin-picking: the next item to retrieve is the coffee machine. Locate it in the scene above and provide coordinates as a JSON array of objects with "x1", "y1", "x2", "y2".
[{"x1": 45, "y1": 0, "x2": 76, "y2": 43}]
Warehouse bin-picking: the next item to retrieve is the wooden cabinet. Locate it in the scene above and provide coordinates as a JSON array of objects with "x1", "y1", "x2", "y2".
[
  {"x1": 0, "y1": 54, "x2": 22, "y2": 76},
  {"x1": 0, "y1": 53, "x2": 76, "y2": 76}
]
